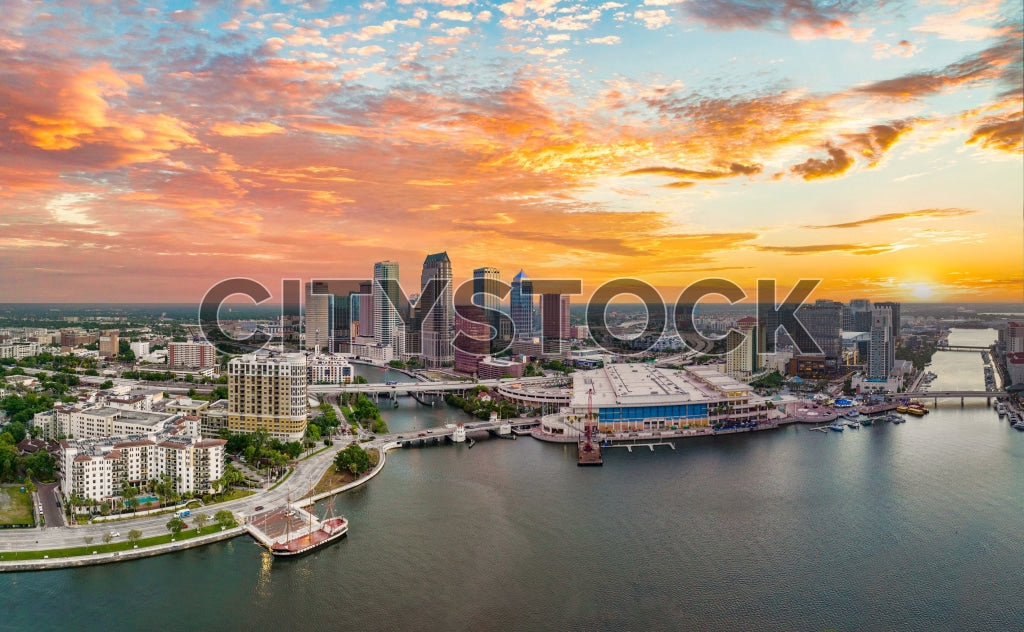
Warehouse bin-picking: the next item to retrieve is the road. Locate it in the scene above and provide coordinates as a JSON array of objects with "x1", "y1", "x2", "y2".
[{"x1": 0, "y1": 439, "x2": 349, "y2": 554}]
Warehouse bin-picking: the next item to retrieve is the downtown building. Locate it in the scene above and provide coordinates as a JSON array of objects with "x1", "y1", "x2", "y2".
[
  {"x1": 510, "y1": 269, "x2": 533, "y2": 339},
  {"x1": 304, "y1": 282, "x2": 335, "y2": 352},
  {"x1": 373, "y1": 260, "x2": 404, "y2": 357},
  {"x1": 419, "y1": 252, "x2": 454, "y2": 367},
  {"x1": 725, "y1": 317, "x2": 766, "y2": 380},
  {"x1": 227, "y1": 352, "x2": 308, "y2": 441},
  {"x1": 869, "y1": 305, "x2": 894, "y2": 380},
  {"x1": 454, "y1": 304, "x2": 490, "y2": 374},
  {"x1": 540, "y1": 293, "x2": 570, "y2": 355}
]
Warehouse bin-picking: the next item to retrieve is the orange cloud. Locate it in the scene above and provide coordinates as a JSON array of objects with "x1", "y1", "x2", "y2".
[
  {"x1": 803, "y1": 208, "x2": 978, "y2": 229},
  {"x1": 210, "y1": 121, "x2": 287, "y2": 137}
]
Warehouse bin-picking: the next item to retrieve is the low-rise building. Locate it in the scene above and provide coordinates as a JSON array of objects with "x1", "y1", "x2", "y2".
[{"x1": 307, "y1": 353, "x2": 353, "y2": 384}]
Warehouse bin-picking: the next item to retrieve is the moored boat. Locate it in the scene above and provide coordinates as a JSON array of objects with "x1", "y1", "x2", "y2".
[{"x1": 271, "y1": 516, "x2": 349, "y2": 558}]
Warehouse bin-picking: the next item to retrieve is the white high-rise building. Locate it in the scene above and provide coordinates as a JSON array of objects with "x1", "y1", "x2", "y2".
[
  {"x1": 869, "y1": 307, "x2": 892, "y2": 380},
  {"x1": 373, "y1": 261, "x2": 402, "y2": 353},
  {"x1": 304, "y1": 283, "x2": 334, "y2": 351}
]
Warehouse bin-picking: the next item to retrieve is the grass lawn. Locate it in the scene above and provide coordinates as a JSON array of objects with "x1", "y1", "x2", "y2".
[
  {"x1": 306, "y1": 449, "x2": 379, "y2": 497},
  {"x1": 0, "y1": 522, "x2": 239, "y2": 561},
  {"x1": 0, "y1": 485, "x2": 34, "y2": 526}
]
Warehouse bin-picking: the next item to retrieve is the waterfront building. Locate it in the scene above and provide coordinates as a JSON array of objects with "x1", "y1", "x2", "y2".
[
  {"x1": 510, "y1": 269, "x2": 533, "y2": 339},
  {"x1": 227, "y1": 353, "x2": 308, "y2": 441},
  {"x1": 477, "y1": 356, "x2": 525, "y2": 379},
  {"x1": 419, "y1": 252, "x2": 454, "y2": 367},
  {"x1": 725, "y1": 316, "x2": 765, "y2": 380},
  {"x1": 59, "y1": 429, "x2": 225, "y2": 503},
  {"x1": 1003, "y1": 321, "x2": 1024, "y2": 353},
  {"x1": 168, "y1": 340, "x2": 216, "y2": 368},
  {"x1": 373, "y1": 261, "x2": 402, "y2": 355},
  {"x1": 543, "y1": 364, "x2": 770, "y2": 435},
  {"x1": 306, "y1": 353, "x2": 353, "y2": 384},
  {"x1": 869, "y1": 306, "x2": 893, "y2": 381}
]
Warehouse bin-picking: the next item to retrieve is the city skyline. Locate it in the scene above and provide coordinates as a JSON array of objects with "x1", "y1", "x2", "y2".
[{"x1": 1, "y1": 1, "x2": 1021, "y2": 303}]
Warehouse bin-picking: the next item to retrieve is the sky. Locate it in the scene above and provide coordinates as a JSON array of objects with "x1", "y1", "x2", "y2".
[{"x1": 1, "y1": 0, "x2": 1022, "y2": 305}]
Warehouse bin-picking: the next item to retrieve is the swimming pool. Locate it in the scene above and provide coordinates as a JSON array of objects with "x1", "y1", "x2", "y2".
[{"x1": 134, "y1": 495, "x2": 159, "y2": 505}]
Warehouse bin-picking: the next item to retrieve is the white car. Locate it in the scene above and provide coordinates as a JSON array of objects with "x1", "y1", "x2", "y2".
[{"x1": 110, "y1": 532, "x2": 120, "y2": 538}]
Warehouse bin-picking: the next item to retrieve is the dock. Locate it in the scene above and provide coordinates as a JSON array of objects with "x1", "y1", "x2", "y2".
[{"x1": 245, "y1": 504, "x2": 324, "y2": 550}]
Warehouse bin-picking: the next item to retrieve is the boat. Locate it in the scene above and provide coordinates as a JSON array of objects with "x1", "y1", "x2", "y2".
[
  {"x1": 271, "y1": 514, "x2": 349, "y2": 557},
  {"x1": 896, "y1": 405, "x2": 909, "y2": 414},
  {"x1": 843, "y1": 409, "x2": 860, "y2": 420},
  {"x1": 828, "y1": 422, "x2": 845, "y2": 432},
  {"x1": 906, "y1": 407, "x2": 926, "y2": 417},
  {"x1": 996, "y1": 403, "x2": 1007, "y2": 417},
  {"x1": 861, "y1": 418, "x2": 873, "y2": 426},
  {"x1": 847, "y1": 420, "x2": 861, "y2": 429},
  {"x1": 892, "y1": 416, "x2": 906, "y2": 424}
]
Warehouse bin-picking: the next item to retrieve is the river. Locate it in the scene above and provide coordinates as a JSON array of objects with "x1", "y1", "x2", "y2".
[{"x1": 2, "y1": 335, "x2": 1022, "y2": 631}]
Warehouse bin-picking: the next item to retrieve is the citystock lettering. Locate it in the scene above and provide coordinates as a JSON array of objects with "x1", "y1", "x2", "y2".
[{"x1": 198, "y1": 276, "x2": 825, "y2": 360}]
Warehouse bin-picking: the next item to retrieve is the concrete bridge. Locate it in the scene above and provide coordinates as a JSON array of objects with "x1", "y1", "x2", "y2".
[
  {"x1": 377, "y1": 418, "x2": 541, "y2": 448},
  {"x1": 309, "y1": 376, "x2": 569, "y2": 395},
  {"x1": 937, "y1": 345, "x2": 991, "y2": 353},
  {"x1": 902, "y1": 390, "x2": 1006, "y2": 406}
]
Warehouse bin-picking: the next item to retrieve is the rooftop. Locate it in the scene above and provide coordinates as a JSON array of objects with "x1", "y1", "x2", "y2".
[{"x1": 571, "y1": 364, "x2": 758, "y2": 408}]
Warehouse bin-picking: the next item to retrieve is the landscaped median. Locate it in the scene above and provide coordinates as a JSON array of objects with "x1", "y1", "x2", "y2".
[{"x1": 0, "y1": 522, "x2": 246, "y2": 571}]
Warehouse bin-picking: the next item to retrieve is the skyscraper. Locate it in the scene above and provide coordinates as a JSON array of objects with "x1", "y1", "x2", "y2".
[
  {"x1": 420, "y1": 252, "x2": 453, "y2": 367},
  {"x1": 510, "y1": 269, "x2": 533, "y2": 339},
  {"x1": 98, "y1": 329, "x2": 119, "y2": 359},
  {"x1": 874, "y1": 301, "x2": 901, "y2": 352},
  {"x1": 357, "y1": 280, "x2": 373, "y2": 338},
  {"x1": 794, "y1": 300, "x2": 843, "y2": 372},
  {"x1": 472, "y1": 266, "x2": 502, "y2": 341},
  {"x1": 869, "y1": 306, "x2": 893, "y2": 380},
  {"x1": 725, "y1": 316, "x2": 764, "y2": 379},
  {"x1": 373, "y1": 261, "x2": 401, "y2": 352},
  {"x1": 454, "y1": 304, "x2": 490, "y2": 374},
  {"x1": 848, "y1": 298, "x2": 872, "y2": 332},
  {"x1": 304, "y1": 282, "x2": 334, "y2": 352},
  {"x1": 541, "y1": 293, "x2": 570, "y2": 354}
]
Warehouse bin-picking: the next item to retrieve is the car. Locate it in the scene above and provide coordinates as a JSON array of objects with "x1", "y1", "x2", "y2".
[
  {"x1": 396, "y1": 435, "x2": 404, "y2": 439},
  {"x1": 417, "y1": 432, "x2": 426, "y2": 437},
  {"x1": 110, "y1": 532, "x2": 120, "y2": 538},
  {"x1": 425, "y1": 429, "x2": 433, "y2": 434},
  {"x1": 254, "y1": 505, "x2": 264, "y2": 512},
  {"x1": 38, "y1": 504, "x2": 43, "y2": 512}
]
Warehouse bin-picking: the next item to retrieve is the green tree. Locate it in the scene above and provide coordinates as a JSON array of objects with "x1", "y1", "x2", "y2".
[
  {"x1": 334, "y1": 443, "x2": 372, "y2": 476},
  {"x1": 127, "y1": 529, "x2": 142, "y2": 545},
  {"x1": 103, "y1": 532, "x2": 113, "y2": 544},
  {"x1": 193, "y1": 512, "x2": 209, "y2": 530},
  {"x1": 100, "y1": 380, "x2": 114, "y2": 390},
  {"x1": 214, "y1": 509, "x2": 236, "y2": 528},
  {"x1": 166, "y1": 517, "x2": 186, "y2": 534}
]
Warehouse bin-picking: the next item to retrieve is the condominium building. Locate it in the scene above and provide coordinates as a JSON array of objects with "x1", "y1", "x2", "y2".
[
  {"x1": 59, "y1": 431, "x2": 225, "y2": 503},
  {"x1": 130, "y1": 341, "x2": 150, "y2": 357},
  {"x1": 307, "y1": 353, "x2": 353, "y2": 384},
  {"x1": 869, "y1": 306, "x2": 893, "y2": 380},
  {"x1": 168, "y1": 340, "x2": 216, "y2": 368},
  {"x1": 373, "y1": 261, "x2": 402, "y2": 354},
  {"x1": 725, "y1": 317, "x2": 765, "y2": 380},
  {"x1": 227, "y1": 353, "x2": 308, "y2": 441}
]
